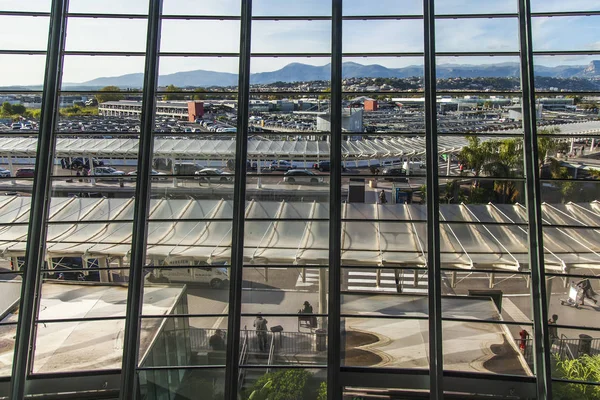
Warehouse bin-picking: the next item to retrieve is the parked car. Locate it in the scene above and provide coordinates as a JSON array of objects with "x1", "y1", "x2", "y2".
[
  {"x1": 0, "y1": 167, "x2": 10, "y2": 178},
  {"x1": 312, "y1": 161, "x2": 346, "y2": 172},
  {"x1": 195, "y1": 168, "x2": 233, "y2": 182},
  {"x1": 283, "y1": 169, "x2": 324, "y2": 184},
  {"x1": 173, "y1": 162, "x2": 204, "y2": 176},
  {"x1": 15, "y1": 168, "x2": 35, "y2": 178},
  {"x1": 146, "y1": 265, "x2": 229, "y2": 289},
  {"x1": 269, "y1": 160, "x2": 295, "y2": 171},
  {"x1": 127, "y1": 169, "x2": 166, "y2": 176},
  {"x1": 382, "y1": 167, "x2": 409, "y2": 182},
  {"x1": 70, "y1": 157, "x2": 104, "y2": 169},
  {"x1": 93, "y1": 167, "x2": 125, "y2": 181}
]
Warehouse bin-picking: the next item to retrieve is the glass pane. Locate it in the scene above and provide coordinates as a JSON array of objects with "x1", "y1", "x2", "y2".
[
  {"x1": 160, "y1": 20, "x2": 240, "y2": 53},
  {"x1": 342, "y1": 317, "x2": 429, "y2": 368},
  {"x1": 32, "y1": 319, "x2": 127, "y2": 373},
  {"x1": 61, "y1": 56, "x2": 146, "y2": 90},
  {"x1": 250, "y1": 57, "x2": 331, "y2": 88},
  {"x1": 139, "y1": 317, "x2": 228, "y2": 367},
  {"x1": 343, "y1": 20, "x2": 424, "y2": 53},
  {"x1": 68, "y1": 0, "x2": 149, "y2": 14},
  {"x1": 253, "y1": 0, "x2": 331, "y2": 16},
  {"x1": 532, "y1": 16, "x2": 600, "y2": 52},
  {"x1": 252, "y1": 20, "x2": 331, "y2": 54},
  {"x1": 436, "y1": 0, "x2": 516, "y2": 14},
  {"x1": 1, "y1": 0, "x2": 50, "y2": 12},
  {"x1": 139, "y1": 368, "x2": 226, "y2": 400},
  {"x1": 551, "y1": 327, "x2": 600, "y2": 384},
  {"x1": 238, "y1": 317, "x2": 329, "y2": 365},
  {"x1": 442, "y1": 320, "x2": 533, "y2": 376},
  {"x1": 533, "y1": 56, "x2": 600, "y2": 93},
  {"x1": 239, "y1": 368, "x2": 326, "y2": 400},
  {"x1": 343, "y1": 0, "x2": 422, "y2": 16},
  {"x1": 0, "y1": 16, "x2": 49, "y2": 51},
  {"x1": 158, "y1": 57, "x2": 240, "y2": 88},
  {"x1": 0, "y1": 55, "x2": 47, "y2": 87},
  {"x1": 64, "y1": 18, "x2": 149, "y2": 52},
  {"x1": 436, "y1": 18, "x2": 520, "y2": 53},
  {"x1": 163, "y1": 0, "x2": 240, "y2": 16}
]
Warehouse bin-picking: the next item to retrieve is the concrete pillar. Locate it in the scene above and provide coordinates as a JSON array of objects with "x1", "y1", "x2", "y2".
[
  {"x1": 451, "y1": 270, "x2": 457, "y2": 288},
  {"x1": 376, "y1": 269, "x2": 381, "y2": 287},
  {"x1": 489, "y1": 272, "x2": 495, "y2": 289},
  {"x1": 8, "y1": 155, "x2": 14, "y2": 184},
  {"x1": 94, "y1": 257, "x2": 108, "y2": 283},
  {"x1": 406, "y1": 158, "x2": 411, "y2": 176},
  {"x1": 570, "y1": 138, "x2": 575, "y2": 154},
  {"x1": 257, "y1": 158, "x2": 262, "y2": 189},
  {"x1": 446, "y1": 155, "x2": 451, "y2": 176},
  {"x1": 171, "y1": 158, "x2": 177, "y2": 187},
  {"x1": 302, "y1": 267, "x2": 306, "y2": 283},
  {"x1": 87, "y1": 155, "x2": 96, "y2": 185},
  {"x1": 591, "y1": 138, "x2": 595, "y2": 150},
  {"x1": 394, "y1": 269, "x2": 401, "y2": 293},
  {"x1": 413, "y1": 269, "x2": 418, "y2": 287},
  {"x1": 264, "y1": 266, "x2": 268, "y2": 283}
]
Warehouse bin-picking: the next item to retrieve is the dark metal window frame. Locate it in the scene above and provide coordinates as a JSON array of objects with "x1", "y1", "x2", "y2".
[{"x1": 7, "y1": 0, "x2": 600, "y2": 399}]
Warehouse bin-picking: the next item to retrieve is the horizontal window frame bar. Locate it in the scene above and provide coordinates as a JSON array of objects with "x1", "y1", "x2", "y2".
[
  {"x1": 39, "y1": 267, "x2": 129, "y2": 273},
  {"x1": 441, "y1": 317, "x2": 533, "y2": 327},
  {"x1": 0, "y1": 50, "x2": 46, "y2": 55},
  {"x1": 544, "y1": 323, "x2": 600, "y2": 333},
  {"x1": 243, "y1": 264, "x2": 328, "y2": 268},
  {"x1": 158, "y1": 52, "x2": 239, "y2": 57},
  {"x1": 62, "y1": 50, "x2": 146, "y2": 57},
  {"x1": 340, "y1": 313, "x2": 428, "y2": 321},
  {"x1": 239, "y1": 364, "x2": 327, "y2": 369},
  {"x1": 532, "y1": 11, "x2": 600, "y2": 18},
  {"x1": 551, "y1": 377, "x2": 600, "y2": 386},
  {"x1": 0, "y1": 11, "x2": 50, "y2": 17},
  {"x1": 137, "y1": 365, "x2": 226, "y2": 371},
  {"x1": 140, "y1": 314, "x2": 228, "y2": 319},
  {"x1": 161, "y1": 14, "x2": 240, "y2": 20},
  {"x1": 240, "y1": 313, "x2": 328, "y2": 318},
  {"x1": 36, "y1": 315, "x2": 126, "y2": 324},
  {"x1": 66, "y1": 13, "x2": 149, "y2": 19},
  {"x1": 546, "y1": 272, "x2": 600, "y2": 279},
  {"x1": 534, "y1": 50, "x2": 600, "y2": 56},
  {"x1": 440, "y1": 267, "x2": 531, "y2": 275}
]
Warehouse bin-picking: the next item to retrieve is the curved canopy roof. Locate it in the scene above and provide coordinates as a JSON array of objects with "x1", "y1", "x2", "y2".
[
  {"x1": 1, "y1": 196, "x2": 599, "y2": 272},
  {"x1": 0, "y1": 136, "x2": 470, "y2": 160}
]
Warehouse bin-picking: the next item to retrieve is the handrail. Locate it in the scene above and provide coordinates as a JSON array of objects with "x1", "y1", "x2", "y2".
[
  {"x1": 266, "y1": 333, "x2": 276, "y2": 373},
  {"x1": 237, "y1": 327, "x2": 248, "y2": 391}
]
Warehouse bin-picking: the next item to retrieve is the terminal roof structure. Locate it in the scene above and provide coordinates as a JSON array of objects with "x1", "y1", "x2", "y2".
[
  {"x1": 0, "y1": 136, "x2": 468, "y2": 160},
  {"x1": 0, "y1": 196, "x2": 599, "y2": 272}
]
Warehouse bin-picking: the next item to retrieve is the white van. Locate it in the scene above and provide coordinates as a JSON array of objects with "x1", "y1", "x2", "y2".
[{"x1": 147, "y1": 264, "x2": 229, "y2": 288}]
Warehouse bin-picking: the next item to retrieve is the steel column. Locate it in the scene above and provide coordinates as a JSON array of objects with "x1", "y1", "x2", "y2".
[
  {"x1": 328, "y1": 1, "x2": 343, "y2": 399},
  {"x1": 517, "y1": 0, "x2": 552, "y2": 398},
  {"x1": 223, "y1": 0, "x2": 252, "y2": 398},
  {"x1": 118, "y1": 1, "x2": 163, "y2": 398},
  {"x1": 423, "y1": 0, "x2": 444, "y2": 398},
  {"x1": 9, "y1": 0, "x2": 68, "y2": 398}
]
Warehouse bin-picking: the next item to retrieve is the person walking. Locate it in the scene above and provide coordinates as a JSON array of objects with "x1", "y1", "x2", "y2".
[
  {"x1": 576, "y1": 278, "x2": 597, "y2": 305},
  {"x1": 519, "y1": 329, "x2": 529, "y2": 354},
  {"x1": 548, "y1": 314, "x2": 559, "y2": 346},
  {"x1": 209, "y1": 329, "x2": 225, "y2": 351},
  {"x1": 379, "y1": 189, "x2": 387, "y2": 204},
  {"x1": 254, "y1": 313, "x2": 269, "y2": 351}
]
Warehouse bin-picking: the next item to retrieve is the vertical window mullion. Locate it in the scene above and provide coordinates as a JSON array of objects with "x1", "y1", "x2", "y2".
[
  {"x1": 223, "y1": 1, "x2": 252, "y2": 399},
  {"x1": 328, "y1": 1, "x2": 343, "y2": 399},
  {"x1": 119, "y1": 1, "x2": 163, "y2": 399},
  {"x1": 423, "y1": 0, "x2": 443, "y2": 398},
  {"x1": 517, "y1": 0, "x2": 552, "y2": 398},
  {"x1": 9, "y1": 0, "x2": 68, "y2": 398}
]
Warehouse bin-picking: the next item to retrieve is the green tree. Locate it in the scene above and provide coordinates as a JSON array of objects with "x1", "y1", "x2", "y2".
[
  {"x1": 1, "y1": 102, "x2": 12, "y2": 115},
  {"x1": 482, "y1": 138, "x2": 523, "y2": 203},
  {"x1": 537, "y1": 127, "x2": 567, "y2": 170},
  {"x1": 10, "y1": 104, "x2": 26, "y2": 115},
  {"x1": 95, "y1": 86, "x2": 124, "y2": 103},
  {"x1": 192, "y1": 87, "x2": 206, "y2": 100},
  {"x1": 164, "y1": 84, "x2": 185, "y2": 100}
]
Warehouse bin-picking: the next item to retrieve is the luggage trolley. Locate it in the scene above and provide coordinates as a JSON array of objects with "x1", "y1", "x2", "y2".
[{"x1": 560, "y1": 282, "x2": 584, "y2": 309}]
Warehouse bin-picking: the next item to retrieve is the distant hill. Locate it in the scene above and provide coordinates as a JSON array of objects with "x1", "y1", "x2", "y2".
[{"x1": 32, "y1": 60, "x2": 600, "y2": 89}]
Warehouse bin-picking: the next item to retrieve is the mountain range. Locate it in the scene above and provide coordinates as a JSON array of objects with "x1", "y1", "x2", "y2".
[{"x1": 29, "y1": 60, "x2": 600, "y2": 89}]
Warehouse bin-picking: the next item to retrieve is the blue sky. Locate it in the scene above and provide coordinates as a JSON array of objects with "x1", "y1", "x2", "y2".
[{"x1": 0, "y1": 0, "x2": 599, "y2": 86}]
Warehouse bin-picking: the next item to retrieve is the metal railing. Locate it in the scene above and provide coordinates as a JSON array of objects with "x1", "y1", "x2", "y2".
[
  {"x1": 238, "y1": 326, "x2": 249, "y2": 392},
  {"x1": 266, "y1": 334, "x2": 276, "y2": 373},
  {"x1": 518, "y1": 335, "x2": 600, "y2": 368},
  {"x1": 187, "y1": 327, "x2": 326, "y2": 356}
]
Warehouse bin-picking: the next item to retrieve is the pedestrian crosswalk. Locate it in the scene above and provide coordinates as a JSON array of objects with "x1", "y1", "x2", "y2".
[{"x1": 295, "y1": 268, "x2": 429, "y2": 294}]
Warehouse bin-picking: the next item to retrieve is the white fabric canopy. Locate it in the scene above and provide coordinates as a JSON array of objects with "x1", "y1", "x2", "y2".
[
  {"x1": 0, "y1": 136, "x2": 471, "y2": 160},
  {"x1": 1, "y1": 196, "x2": 600, "y2": 271}
]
